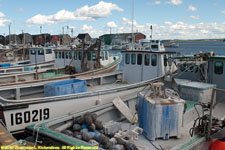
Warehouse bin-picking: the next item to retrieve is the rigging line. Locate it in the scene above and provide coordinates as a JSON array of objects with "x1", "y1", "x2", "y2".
[{"x1": 148, "y1": 140, "x2": 160, "y2": 150}]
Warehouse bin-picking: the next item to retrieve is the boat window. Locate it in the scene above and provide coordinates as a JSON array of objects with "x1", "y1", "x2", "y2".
[
  {"x1": 46, "y1": 49, "x2": 52, "y2": 54},
  {"x1": 38, "y1": 49, "x2": 44, "y2": 55},
  {"x1": 74, "y1": 52, "x2": 77, "y2": 60},
  {"x1": 131, "y1": 54, "x2": 136, "y2": 65},
  {"x1": 62, "y1": 52, "x2": 65, "y2": 59},
  {"x1": 151, "y1": 45, "x2": 158, "y2": 49},
  {"x1": 30, "y1": 50, "x2": 36, "y2": 55},
  {"x1": 92, "y1": 52, "x2": 96, "y2": 61},
  {"x1": 78, "y1": 52, "x2": 82, "y2": 60},
  {"x1": 180, "y1": 64, "x2": 184, "y2": 71},
  {"x1": 59, "y1": 52, "x2": 62, "y2": 59},
  {"x1": 101, "y1": 52, "x2": 105, "y2": 61},
  {"x1": 105, "y1": 51, "x2": 108, "y2": 60},
  {"x1": 145, "y1": 54, "x2": 150, "y2": 66},
  {"x1": 151, "y1": 54, "x2": 157, "y2": 66},
  {"x1": 214, "y1": 61, "x2": 223, "y2": 75},
  {"x1": 66, "y1": 52, "x2": 69, "y2": 59},
  {"x1": 164, "y1": 55, "x2": 167, "y2": 67},
  {"x1": 87, "y1": 52, "x2": 91, "y2": 61},
  {"x1": 137, "y1": 54, "x2": 142, "y2": 65},
  {"x1": 195, "y1": 65, "x2": 199, "y2": 73},
  {"x1": 69, "y1": 52, "x2": 72, "y2": 59},
  {"x1": 190, "y1": 64, "x2": 194, "y2": 72},
  {"x1": 55, "y1": 52, "x2": 57, "y2": 58},
  {"x1": 125, "y1": 54, "x2": 130, "y2": 64}
]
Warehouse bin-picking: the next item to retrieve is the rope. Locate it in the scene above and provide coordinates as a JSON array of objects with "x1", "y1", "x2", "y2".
[
  {"x1": 34, "y1": 125, "x2": 42, "y2": 148},
  {"x1": 0, "y1": 119, "x2": 8, "y2": 131},
  {"x1": 7, "y1": 139, "x2": 27, "y2": 146}
]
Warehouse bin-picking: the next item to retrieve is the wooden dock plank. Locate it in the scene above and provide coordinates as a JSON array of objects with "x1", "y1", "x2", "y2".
[{"x1": 0, "y1": 123, "x2": 17, "y2": 146}]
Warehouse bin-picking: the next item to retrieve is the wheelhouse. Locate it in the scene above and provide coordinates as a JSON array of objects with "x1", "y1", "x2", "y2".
[
  {"x1": 122, "y1": 50, "x2": 176, "y2": 83},
  {"x1": 29, "y1": 47, "x2": 55, "y2": 64},
  {"x1": 54, "y1": 48, "x2": 112, "y2": 73},
  {"x1": 175, "y1": 55, "x2": 225, "y2": 89}
]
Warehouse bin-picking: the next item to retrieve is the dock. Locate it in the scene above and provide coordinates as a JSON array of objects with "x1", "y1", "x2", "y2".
[{"x1": 0, "y1": 123, "x2": 36, "y2": 149}]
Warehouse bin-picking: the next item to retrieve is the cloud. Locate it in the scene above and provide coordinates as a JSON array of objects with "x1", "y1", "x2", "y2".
[
  {"x1": 0, "y1": 18, "x2": 10, "y2": 27},
  {"x1": 146, "y1": 22, "x2": 225, "y2": 39},
  {"x1": 78, "y1": 20, "x2": 225, "y2": 39},
  {"x1": 122, "y1": 17, "x2": 144, "y2": 29},
  {"x1": 80, "y1": 24, "x2": 104, "y2": 37},
  {"x1": 188, "y1": 5, "x2": 197, "y2": 11},
  {"x1": 221, "y1": 11, "x2": 225, "y2": 14},
  {"x1": 0, "y1": 12, "x2": 11, "y2": 27},
  {"x1": 107, "y1": 21, "x2": 118, "y2": 28},
  {"x1": 164, "y1": 21, "x2": 172, "y2": 25},
  {"x1": 0, "y1": 12, "x2": 4, "y2": 18},
  {"x1": 190, "y1": 15, "x2": 200, "y2": 19},
  {"x1": 152, "y1": 1, "x2": 161, "y2": 5},
  {"x1": 26, "y1": 1, "x2": 123, "y2": 25},
  {"x1": 81, "y1": 24, "x2": 93, "y2": 31},
  {"x1": 69, "y1": 26, "x2": 75, "y2": 29},
  {"x1": 166, "y1": 0, "x2": 182, "y2": 5}
]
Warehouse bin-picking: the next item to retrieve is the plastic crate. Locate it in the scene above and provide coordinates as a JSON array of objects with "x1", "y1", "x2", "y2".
[
  {"x1": 24, "y1": 66, "x2": 35, "y2": 71},
  {"x1": 175, "y1": 78, "x2": 216, "y2": 103},
  {"x1": 44, "y1": 79, "x2": 86, "y2": 97},
  {"x1": 138, "y1": 93, "x2": 184, "y2": 141}
]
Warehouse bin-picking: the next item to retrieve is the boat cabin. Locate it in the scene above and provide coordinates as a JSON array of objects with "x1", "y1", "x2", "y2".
[
  {"x1": 138, "y1": 39, "x2": 165, "y2": 51},
  {"x1": 176, "y1": 55, "x2": 225, "y2": 89},
  {"x1": 122, "y1": 50, "x2": 176, "y2": 83},
  {"x1": 54, "y1": 48, "x2": 114, "y2": 73},
  {"x1": 28, "y1": 46, "x2": 55, "y2": 64}
]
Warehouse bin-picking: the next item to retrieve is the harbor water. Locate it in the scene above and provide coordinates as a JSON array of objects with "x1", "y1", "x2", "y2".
[{"x1": 166, "y1": 41, "x2": 225, "y2": 55}]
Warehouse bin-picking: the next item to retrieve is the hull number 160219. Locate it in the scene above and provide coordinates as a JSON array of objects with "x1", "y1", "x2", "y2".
[{"x1": 10, "y1": 108, "x2": 50, "y2": 126}]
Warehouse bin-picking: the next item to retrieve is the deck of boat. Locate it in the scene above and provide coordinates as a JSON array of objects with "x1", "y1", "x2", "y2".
[
  {"x1": 20, "y1": 82, "x2": 127, "y2": 100},
  {"x1": 0, "y1": 71, "x2": 124, "y2": 101},
  {"x1": 108, "y1": 101, "x2": 225, "y2": 150},
  {"x1": 23, "y1": 89, "x2": 225, "y2": 150}
]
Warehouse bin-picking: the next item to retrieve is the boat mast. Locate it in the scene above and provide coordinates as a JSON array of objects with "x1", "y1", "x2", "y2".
[
  {"x1": 150, "y1": 25, "x2": 152, "y2": 50},
  {"x1": 131, "y1": 0, "x2": 134, "y2": 50}
]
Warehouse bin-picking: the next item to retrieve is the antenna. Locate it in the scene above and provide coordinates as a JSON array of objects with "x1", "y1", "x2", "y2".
[
  {"x1": 110, "y1": 27, "x2": 112, "y2": 34},
  {"x1": 67, "y1": 26, "x2": 69, "y2": 34},
  {"x1": 8, "y1": 23, "x2": 11, "y2": 35},
  {"x1": 8, "y1": 23, "x2": 11, "y2": 44},
  {"x1": 71, "y1": 28, "x2": 74, "y2": 38},
  {"x1": 22, "y1": 30, "x2": 25, "y2": 45},
  {"x1": 131, "y1": 0, "x2": 134, "y2": 50},
  {"x1": 150, "y1": 25, "x2": 153, "y2": 50},
  {"x1": 40, "y1": 26, "x2": 42, "y2": 34}
]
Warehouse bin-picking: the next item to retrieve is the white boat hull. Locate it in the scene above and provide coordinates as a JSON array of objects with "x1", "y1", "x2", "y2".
[{"x1": 1, "y1": 76, "x2": 162, "y2": 133}]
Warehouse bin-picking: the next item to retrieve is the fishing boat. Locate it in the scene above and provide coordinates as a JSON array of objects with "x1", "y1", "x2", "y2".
[
  {"x1": 25, "y1": 78, "x2": 225, "y2": 150},
  {"x1": 164, "y1": 42, "x2": 179, "y2": 48},
  {"x1": 0, "y1": 45, "x2": 56, "y2": 74},
  {"x1": 0, "y1": 39, "x2": 121, "y2": 85},
  {"x1": 24, "y1": 52, "x2": 225, "y2": 149},
  {"x1": 0, "y1": 42, "x2": 177, "y2": 134}
]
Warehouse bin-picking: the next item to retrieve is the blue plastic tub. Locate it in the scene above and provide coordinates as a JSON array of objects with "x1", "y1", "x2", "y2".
[
  {"x1": 0, "y1": 63, "x2": 11, "y2": 67},
  {"x1": 44, "y1": 79, "x2": 87, "y2": 97},
  {"x1": 24, "y1": 66, "x2": 35, "y2": 71}
]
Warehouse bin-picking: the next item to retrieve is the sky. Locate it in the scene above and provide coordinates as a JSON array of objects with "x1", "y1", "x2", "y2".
[{"x1": 0, "y1": 0, "x2": 225, "y2": 40}]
